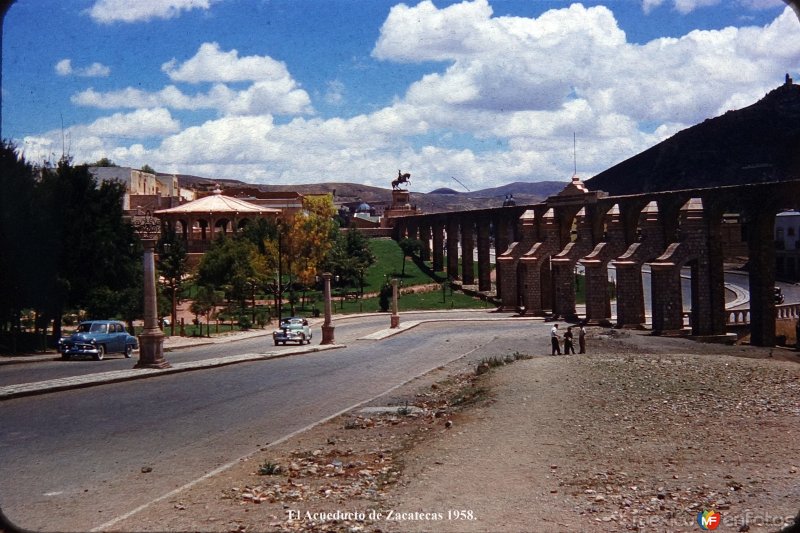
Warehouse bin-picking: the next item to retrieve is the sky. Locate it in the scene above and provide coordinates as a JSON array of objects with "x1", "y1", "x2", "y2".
[{"x1": 2, "y1": 0, "x2": 800, "y2": 192}]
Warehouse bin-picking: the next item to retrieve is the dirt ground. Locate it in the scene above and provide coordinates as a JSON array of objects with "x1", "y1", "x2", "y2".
[{"x1": 112, "y1": 328, "x2": 800, "y2": 533}]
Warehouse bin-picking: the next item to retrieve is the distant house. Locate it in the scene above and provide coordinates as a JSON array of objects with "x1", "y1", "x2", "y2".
[{"x1": 89, "y1": 166, "x2": 189, "y2": 213}]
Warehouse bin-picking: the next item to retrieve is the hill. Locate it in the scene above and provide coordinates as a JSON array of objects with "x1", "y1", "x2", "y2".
[
  {"x1": 171, "y1": 173, "x2": 566, "y2": 213},
  {"x1": 585, "y1": 80, "x2": 800, "y2": 196}
]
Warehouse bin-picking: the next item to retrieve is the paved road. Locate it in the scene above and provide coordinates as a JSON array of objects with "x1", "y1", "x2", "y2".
[{"x1": 0, "y1": 315, "x2": 536, "y2": 533}]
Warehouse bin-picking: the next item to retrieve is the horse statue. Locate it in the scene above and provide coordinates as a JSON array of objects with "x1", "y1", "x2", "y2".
[{"x1": 392, "y1": 170, "x2": 411, "y2": 190}]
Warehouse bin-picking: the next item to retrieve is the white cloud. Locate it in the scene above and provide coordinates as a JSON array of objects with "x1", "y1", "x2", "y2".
[
  {"x1": 88, "y1": 0, "x2": 217, "y2": 24},
  {"x1": 55, "y1": 59, "x2": 110, "y2": 77},
  {"x1": 162, "y1": 42, "x2": 291, "y2": 83},
  {"x1": 73, "y1": 43, "x2": 313, "y2": 116},
  {"x1": 44, "y1": 4, "x2": 800, "y2": 191},
  {"x1": 86, "y1": 108, "x2": 181, "y2": 137}
]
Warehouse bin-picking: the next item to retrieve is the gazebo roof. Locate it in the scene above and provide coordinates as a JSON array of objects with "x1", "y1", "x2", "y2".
[{"x1": 155, "y1": 191, "x2": 280, "y2": 216}]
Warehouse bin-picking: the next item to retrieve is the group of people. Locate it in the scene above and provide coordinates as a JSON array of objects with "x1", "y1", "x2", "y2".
[{"x1": 549, "y1": 323, "x2": 586, "y2": 355}]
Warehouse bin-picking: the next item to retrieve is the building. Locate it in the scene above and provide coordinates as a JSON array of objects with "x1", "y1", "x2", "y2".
[{"x1": 89, "y1": 166, "x2": 190, "y2": 212}]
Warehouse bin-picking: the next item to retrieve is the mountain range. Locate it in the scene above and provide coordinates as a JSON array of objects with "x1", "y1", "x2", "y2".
[{"x1": 586, "y1": 80, "x2": 800, "y2": 196}]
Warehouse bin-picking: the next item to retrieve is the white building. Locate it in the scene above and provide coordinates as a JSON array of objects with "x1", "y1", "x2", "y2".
[{"x1": 89, "y1": 166, "x2": 187, "y2": 211}]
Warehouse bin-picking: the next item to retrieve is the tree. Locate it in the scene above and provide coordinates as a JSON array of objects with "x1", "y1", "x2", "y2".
[
  {"x1": 283, "y1": 195, "x2": 338, "y2": 285},
  {"x1": 0, "y1": 142, "x2": 36, "y2": 337},
  {"x1": 141, "y1": 164, "x2": 155, "y2": 174},
  {"x1": 34, "y1": 159, "x2": 140, "y2": 341},
  {"x1": 324, "y1": 228, "x2": 376, "y2": 295},
  {"x1": 91, "y1": 157, "x2": 117, "y2": 167},
  {"x1": 398, "y1": 238, "x2": 423, "y2": 277},
  {"x1": 158, "y1": 228, "x2": 189, "y2": 335},
  {"x1": 190, "y1": 286, "x2": 220, "y2": 337},
  {"x1": 196, "y1": 236, "x2": 269, "y2": 312}
]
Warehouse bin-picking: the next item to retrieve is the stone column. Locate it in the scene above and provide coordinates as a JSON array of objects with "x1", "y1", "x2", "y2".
[
  {"x1": 446, "y1": 218, "x2": 460, "y2": 279},
  {"x1": 419, "y1": 222, "x2": 432, "y2": 262},
  {"x1": 135, "y1": 238, "x2": 170, "y2": 369},
  {"x1": 461, "y1": 218, "x2": 475, "y2": 285},
  {"x1": 476, "y1": 218, "x2": 491, "y2": 292},
  {"x1": 432, "y1": 220, "x2": 445, "y2": 272},
  {"x1": 390, "y1": 278, "x2": 400, "y2": 328},
  {"x1": 321, "y1": 272, "x2": 335, "y2": 344},
  {"x1": 494, "y1": 215, "x2": 511, "y2": 300},
  {"x1": 650, "y1": 262, "x2": 684, "y2": 334},
  {"x1": 746, "y1": 210, "x2": 777, "y2": 347},
  {"x1": 614, "y1": 260, "x2": 646, "y2": 328}
]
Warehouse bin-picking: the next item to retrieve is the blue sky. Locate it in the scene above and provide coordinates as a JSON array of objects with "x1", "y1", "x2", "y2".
[{"x1": 3, "y1": 0, "x2": 799, "y2": 191}]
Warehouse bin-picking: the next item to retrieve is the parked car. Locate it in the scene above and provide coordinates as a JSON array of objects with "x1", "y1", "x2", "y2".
[
  {"x1": 272, "y1": 317, "x2": 312, "y2": 345},
  {"x1": 59, "y1": 320, "x2": 138, "y2": 360},
  {"x1": 775, "y1": 287, "x2": 785, "y2": 304}
]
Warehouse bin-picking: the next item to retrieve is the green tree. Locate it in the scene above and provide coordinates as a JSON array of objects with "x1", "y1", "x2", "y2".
[
  {"x1": 91, "y1": 157, "x2": 117, "y2": 167},
  {"x1": 324, "y1": 228, "x2": 376, "y2": 295},
  {"x1": 35, "y1": 159, "x2": 141, "y2": 341},
  {"x1": 196, "y1": 236, "x2": 269, "y2": 312},
  {"x1": 158, "y1": 228, "x2": 189, "y2": 335},
  {"x1": 141, "y1": 164, "x2": 156, "y2": 174},
  {"x1": 190, "y1": 286, "x2": 221, "y2": 337},
  {"x1": 0, "y1": 142, "x2": 36, "y2": 338},
  {"x1": 398, "y1": 238, "x2": 423, "y2": 277}
]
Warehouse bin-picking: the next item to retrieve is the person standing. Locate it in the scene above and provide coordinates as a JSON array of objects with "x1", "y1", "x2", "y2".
[
  {"x1": 550, "y1": 323, "x2": 561, "y2": 355},
  {"x1": 564, "y1": 326, "x2": 576, "y2": 354},
  {"x1": 578, "y1": 323, "x2": 587, "y2": 354}
]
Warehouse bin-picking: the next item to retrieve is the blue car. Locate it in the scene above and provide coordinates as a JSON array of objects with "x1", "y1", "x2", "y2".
[{"x1": 59, "y1": 320, "x2": 138, "y2": 361}]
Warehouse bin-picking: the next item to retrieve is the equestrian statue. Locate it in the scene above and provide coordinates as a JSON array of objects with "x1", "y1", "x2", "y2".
[{"x1": 392, "y1": 170, "x2": 411, "y2": 190}]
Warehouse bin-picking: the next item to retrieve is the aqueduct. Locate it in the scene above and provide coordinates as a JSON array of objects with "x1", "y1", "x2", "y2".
[{"x1": 391, "y1": 177, "x2": 800, "y2": 347}]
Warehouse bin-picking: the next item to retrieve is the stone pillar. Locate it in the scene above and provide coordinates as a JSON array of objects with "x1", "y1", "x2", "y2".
[
  {"x1": 321, "y1": 272, "x2": 335, "y2": 344},
  {"x1": 390, "y1": 278, "x2": 400, "y2": 328},
  {"x1": 494, "y1": 215, "x2": 512, "y2": 300},
  {"x1": 461, "y1": 218, "x2": 475, "y2": 285},
  {"x1": 432, "y1": 220, "x2": 445, "y2": 272},
  {"x1": 746, "y1": 210, "x2": 777, "y2": 347},
  {"x1": 650, "y1": 262, "x2": 684, "y2": 334},
  {"x1": 581, "y1": 204, "x2": 627, "y2": 326},
  {"x1": 446, "y1": 218, "x2": 460, "y2": 279},
  {"x1": 613, "y1": 201, "x2": 665, "y2": 329},
  {"x1": 135, "y1": 239, "x2": 169, "y2": 369},
  {"x1": 419, "y1": 222, "x2": 432, "y2": 262},
  {"x1": 476, "y1": 218, "x2": 491, "y2": 292},
  {"x1": 551, "y1": 208, "x2": 593, "y2": 320},
  {"x1": 614, "y1": 261, "x2": 646, "y2": 328}
]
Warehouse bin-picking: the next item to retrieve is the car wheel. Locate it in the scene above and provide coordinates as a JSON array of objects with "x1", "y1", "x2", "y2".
[
  {"x1": 274, "y1": 339, "x2": 279, "y2": 346},
  {"x1": 124, "y1": 344, "x2": 133, "y2": 358},
  {"x1": 94, "y1": 345, "x2": 105, "y2": 361}
]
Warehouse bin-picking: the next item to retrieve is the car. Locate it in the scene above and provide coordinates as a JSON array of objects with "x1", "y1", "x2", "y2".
[
  {"x1": 272, "y1": 317, "x2": 312, "y2": 345},
  {"x1": 59, "y1": 320, "x2": 138, "y2": 361},
  {"x1": 775, "y1": 287, "x2": 785, "y2": 305}
]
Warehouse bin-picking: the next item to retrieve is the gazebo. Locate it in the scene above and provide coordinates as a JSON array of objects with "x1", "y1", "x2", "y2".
[{"x1": 155, "y1": 188, "x2": 281, "y2": 253}]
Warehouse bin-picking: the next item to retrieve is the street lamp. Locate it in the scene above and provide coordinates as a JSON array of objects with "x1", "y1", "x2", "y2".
[{"x1": 132, "y1": 211, "x2": 170, "y2": 369}]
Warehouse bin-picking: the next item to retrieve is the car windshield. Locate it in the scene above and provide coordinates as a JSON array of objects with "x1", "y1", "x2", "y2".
[{"x1": 78, "y1": 323, "x2": 107, "y2": 333}]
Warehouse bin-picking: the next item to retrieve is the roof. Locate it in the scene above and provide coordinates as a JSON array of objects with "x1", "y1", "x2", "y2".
[{"x1": 155, "y1": 191, "x2": 280, "y2": 216}]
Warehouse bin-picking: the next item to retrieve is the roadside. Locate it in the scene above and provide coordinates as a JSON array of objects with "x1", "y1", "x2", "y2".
[{"x1": 108, "y1": 329, "x2": 800, "y2": 533}]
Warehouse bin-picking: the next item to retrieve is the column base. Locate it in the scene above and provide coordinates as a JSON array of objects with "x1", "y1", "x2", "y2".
[
  {"x1": 390, "y1": 314, "x2": 400, "y2": 328},
  {"x1": 321, "y1": 324, "x2": 335, "y2": 345},
  {"x1": 135, "y1": 330, "x2": 170, "y2": 369}
]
